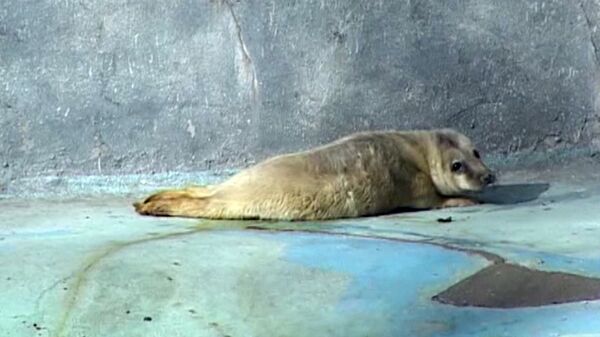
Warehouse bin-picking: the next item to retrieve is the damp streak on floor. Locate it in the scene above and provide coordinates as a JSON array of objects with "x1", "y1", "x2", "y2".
[{"x1": 1, "y1": 180, "x2": 600, "y2": 337}]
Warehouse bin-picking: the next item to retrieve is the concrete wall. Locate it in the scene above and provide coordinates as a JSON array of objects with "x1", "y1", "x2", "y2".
[{"x1": 1, "y1": 0, "x2": 600, "y2": 184}]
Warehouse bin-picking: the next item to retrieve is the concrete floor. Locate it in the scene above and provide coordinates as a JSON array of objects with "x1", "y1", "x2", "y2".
[{"x1": 2, "y1": 161, "x2": 600, "y2": 337}]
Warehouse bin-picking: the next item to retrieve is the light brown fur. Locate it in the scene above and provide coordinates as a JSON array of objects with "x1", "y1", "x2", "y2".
[{"x1": 134, "y1": 129, "x2": 495, "y2": 220}]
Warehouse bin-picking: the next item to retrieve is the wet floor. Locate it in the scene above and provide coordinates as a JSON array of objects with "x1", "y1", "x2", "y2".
[{"x1": 1, "y1": 178, "x2": 600, "y2": 337}]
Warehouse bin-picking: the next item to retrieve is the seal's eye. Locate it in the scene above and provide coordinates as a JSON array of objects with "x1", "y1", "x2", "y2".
[
  {"x1": 451, "y1": 161, "x2": 463, "y2": 172},
  {"x1": 473, "y1": 150, "x2": 480, "y2": 159}
]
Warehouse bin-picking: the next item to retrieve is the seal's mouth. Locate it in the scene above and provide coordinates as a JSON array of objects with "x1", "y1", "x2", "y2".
[
  {"x1": 460, "y1": 172, "x2": 497, "y2": 193},
  {"x1": 482, "y1": 172, "x2": 497, "y2": 186}
]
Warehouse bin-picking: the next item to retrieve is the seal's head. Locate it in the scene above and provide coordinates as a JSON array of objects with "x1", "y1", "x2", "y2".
[{"x1": 429, "y1": 129, "x2": 496, "y2": 196}]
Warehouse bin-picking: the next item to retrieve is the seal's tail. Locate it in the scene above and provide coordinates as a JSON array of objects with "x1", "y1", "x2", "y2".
[{"x1": 133, "y1": 186, "x2": 218, "y2": 218}]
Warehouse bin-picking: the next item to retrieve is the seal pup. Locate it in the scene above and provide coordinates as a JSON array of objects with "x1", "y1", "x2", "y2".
[{"x1": 134, "y1": 129, "x2": 495, "y2": 220}]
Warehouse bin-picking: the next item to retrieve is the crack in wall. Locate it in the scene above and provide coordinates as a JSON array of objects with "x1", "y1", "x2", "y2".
[
  {"x1": 576, "y1": 115, "x2": 589, "y2": 142},
  {"x1": 447, "y1": 98, "x2": 500, "y2": 121},
  {"x1": 222, "y1": 0, "x2": 259, "y2": 101},
  {"x1": 577, "y1": 0, "x2": 600, "y2": 145},
  {"x1": 578, "y1": 0, "x2": 600, "y2": 66}
]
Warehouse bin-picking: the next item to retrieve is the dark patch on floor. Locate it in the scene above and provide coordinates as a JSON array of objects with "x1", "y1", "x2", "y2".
[
  {"x1": 433, "y1": 263, "x2": 600, "y2": 308},
  {"x1": 466, "y1": 183, "x2": 549, "y2": 205}
]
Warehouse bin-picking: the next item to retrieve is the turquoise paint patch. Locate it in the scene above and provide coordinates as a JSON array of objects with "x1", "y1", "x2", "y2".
[
  {"x1": 264, "y1": 232, "x2": 486, "y2": 336},
  {"x1": 248, "y1": 231, "x2": 600, "y2": 337}
]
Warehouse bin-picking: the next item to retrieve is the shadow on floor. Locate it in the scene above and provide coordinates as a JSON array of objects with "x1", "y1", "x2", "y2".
[{"x1": 469, "y1": 183, "x2": 550, "y2": 205}]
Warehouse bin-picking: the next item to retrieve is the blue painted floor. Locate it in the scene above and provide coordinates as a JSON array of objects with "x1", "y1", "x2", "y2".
[{"x1": 1, "y1": 170, "x2": 600, "y2": 337}]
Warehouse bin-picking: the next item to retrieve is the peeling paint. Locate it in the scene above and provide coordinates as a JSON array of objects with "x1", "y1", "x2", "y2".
[{"x1": 186, "y1": 119, "x2": 196, "y2": 138}]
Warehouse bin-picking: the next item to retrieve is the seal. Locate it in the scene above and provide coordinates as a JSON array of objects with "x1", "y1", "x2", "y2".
[{"x1": 134, "y1": 129, "x2": 495, "y2": 220}]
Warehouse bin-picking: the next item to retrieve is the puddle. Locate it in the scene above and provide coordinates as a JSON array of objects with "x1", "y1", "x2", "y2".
[{"x1": 433, "y1": 263, "x2": 600, "y2": 308}]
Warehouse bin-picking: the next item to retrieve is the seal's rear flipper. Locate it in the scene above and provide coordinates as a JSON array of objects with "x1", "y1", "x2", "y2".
[
  {"x1": 134, "y1": 186, "x2": 217, "y2": 218},
  {"x1": 134, "y1": 194, "x2": 211, "y2": 218}
]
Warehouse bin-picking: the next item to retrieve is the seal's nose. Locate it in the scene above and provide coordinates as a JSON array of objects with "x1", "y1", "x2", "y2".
[{"x1": 482, "y1": 173, "x2": 496, "y2": 185}]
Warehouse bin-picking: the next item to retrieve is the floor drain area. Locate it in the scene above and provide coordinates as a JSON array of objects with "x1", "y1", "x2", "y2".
[{"x1": 433, "y1": 263, "x2": 600, "y2": 308}]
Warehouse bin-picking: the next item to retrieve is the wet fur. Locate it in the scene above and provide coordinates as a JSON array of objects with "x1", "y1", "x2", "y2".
[{"x1": 134, "y1": 129, "x2": 493, "y2": 220}]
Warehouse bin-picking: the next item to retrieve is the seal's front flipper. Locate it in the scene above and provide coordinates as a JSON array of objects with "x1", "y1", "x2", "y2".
[{"x1": 439, "y1": 197, "x2": 479, "y2": 208}]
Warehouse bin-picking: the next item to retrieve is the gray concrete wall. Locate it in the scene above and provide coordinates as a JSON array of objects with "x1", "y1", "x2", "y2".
[{"x1": 2, "y1": 0, "x2": 600, "y2": 185}]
